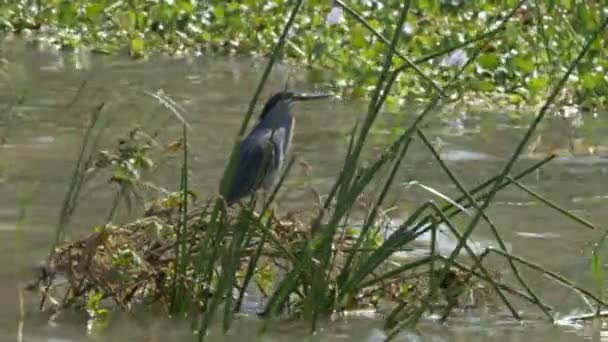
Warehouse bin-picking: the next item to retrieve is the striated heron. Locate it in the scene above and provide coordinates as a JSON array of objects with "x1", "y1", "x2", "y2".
[{"x1": 225, "y1": 91, "x2": 331, "y2": 205}]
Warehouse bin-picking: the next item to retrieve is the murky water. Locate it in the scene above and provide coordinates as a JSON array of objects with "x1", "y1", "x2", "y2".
[{"x1": 1, "y1": 37, "x2": 608, "y2": 341}]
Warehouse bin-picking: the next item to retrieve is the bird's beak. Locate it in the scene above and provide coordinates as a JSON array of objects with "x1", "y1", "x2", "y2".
[{"x1": 291, "y1": 92, "x2": 333, "y2": 101}]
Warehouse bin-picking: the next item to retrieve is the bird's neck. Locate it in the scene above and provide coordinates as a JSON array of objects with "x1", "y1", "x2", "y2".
[{"x1": 258, "y1": 110, "x2": 293, "y2": 131}]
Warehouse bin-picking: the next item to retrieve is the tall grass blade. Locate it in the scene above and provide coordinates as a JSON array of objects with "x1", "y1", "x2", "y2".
[
  {"x1": 488, "y1": 248, "x2": 608, "y2": 308},
  {"x1": 439, "y1": 15, "x2": 608, "y2": 298},
  {"x1": 417, "y1": 129, "x2": 551, "y2": 321},
  {"x1": 197, "y1": 1, "x2": 304, "y2": 338},
  {"x1": 53, "y1": 102, "x2": 105, "y2": 248},
  {"x1": 507, "y1": 176, "x2": 596, "y2": 230},
  {"x1": 170, "y1": 123, "x2": 190, "y2": 313},
  {"x1": 335, "y1": 0, "x2": 444, "y2": 96}
]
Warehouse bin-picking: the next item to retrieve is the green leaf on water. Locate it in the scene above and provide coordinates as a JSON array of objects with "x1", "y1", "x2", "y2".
[
  {"x1": 513, "y1": 55, "x2": 535, "y2": 74},
  {"x1": 351, "y1": 24, "x2": 366, "y2": 49},
  {"x1": 473, "y1": 79, "x2": 495, "y2": 92},
  {"x1": 214, "y1": 5, "x2": 225, "y2": 20},
  {"x1": 528, "y1": 76, "x2": 548, "y2": 94},
  {"x1": 507, "y1": 93, "x2": 524, "y2": 104},
  {"x1": 478, "y1": 53, "x2": 500, "y2": 70},
  {"x1": 130, "y1": 36, "x2": 144, "y2": 57},
  {"x1": 85, "y1": 3, "x2": 104, "y2": 19},
  {"x1": 577, "y1": 2, "x2": 596, "y2": 32},
  {"x1": 580, "y1": 72, "x2": 603, "y2": 90}
]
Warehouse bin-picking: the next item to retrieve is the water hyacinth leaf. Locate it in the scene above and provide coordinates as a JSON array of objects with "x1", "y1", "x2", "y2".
[
  {"x1": 513, "y1": 55, "x2": 535, "y2": 74},
  {"x1": 85, "y1": 4, "x2": 105, "y2": 19},
  {"x1": 473, "y1": 79, "x2": 495, "y2": 92},
  {"x1": 57, "y1": 1, "x2": 78, "y2": 26},
  {"x1": 350, "y1": 24, "x2": 366, "y2": 49},
  {"x1": 528, "y1": 76, "x2": 549, "y2": 94},
  {"x1": 577, "y1": 2, "x2": 596, "y2": 32},
  {"x1": 580, "y1": 72, "x2": 603, "y2": 90},
  {"x1": 213, "y1": 6, "x2": 225, "y2": 20},
  {"x1": 130, "y1": 36, "x2": 145, "y2": 57},
  {"x1": 478, "y1": 53, "x2": 500, "y2": 70}
]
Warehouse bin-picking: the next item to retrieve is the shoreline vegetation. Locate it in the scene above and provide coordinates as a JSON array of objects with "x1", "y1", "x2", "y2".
[
  {"x1": 6, "y1": 0, "x2": 608, "y2": 341},
  {"x1": 2, "y1": 1, "x2": 608, "y2": 111}
]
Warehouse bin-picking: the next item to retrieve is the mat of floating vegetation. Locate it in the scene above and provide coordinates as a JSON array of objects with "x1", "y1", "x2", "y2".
[{"x1": 27, "y1": 195, "x2": 500, "y2": 320}]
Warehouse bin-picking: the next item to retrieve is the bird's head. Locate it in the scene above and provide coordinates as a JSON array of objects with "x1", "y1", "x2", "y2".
[{"x1": 258, "y1": 91, "x2": 331, "y2": 122}]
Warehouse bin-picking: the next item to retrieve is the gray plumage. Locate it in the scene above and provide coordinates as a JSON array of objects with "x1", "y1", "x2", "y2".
[{"x1": 225, "y1": 91, "x2": 329, "y2": 205}]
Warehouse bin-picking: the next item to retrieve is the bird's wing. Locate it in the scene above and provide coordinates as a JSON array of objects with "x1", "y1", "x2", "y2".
[{"x1": 225, "y1": 130, "x2": 281, "y2": 204}]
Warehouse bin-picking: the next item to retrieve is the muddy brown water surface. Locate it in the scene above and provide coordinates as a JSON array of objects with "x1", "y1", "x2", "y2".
[{"x1": 1, "y1": 38, "x2": 608, "y2": 341}]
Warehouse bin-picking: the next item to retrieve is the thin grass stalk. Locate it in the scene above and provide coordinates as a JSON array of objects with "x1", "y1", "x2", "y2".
[
  {"x1": 340, "y1": 4, "x2": 511, "y2": 297},
  {"x1": 335, "y1": 0, "x2": 445, "y2": 96},
  {"x1": 413, "y1": 217, "x2": 439, "y2": 323},
  {"x1": 262, "y1": 267, "x2": 303, "y2": 320},
  {"x1": 340, "y1": 201, "x2": 436, "y2": 293},
  {"x1": 235, "y1": 226, "x2": 268, "y2": 312},
  {"x1": 357, "y1": 256, "x2": 433, "y2": 289},
  {"x1": 306, "y1": 1, "x2": 412, "y2": 328},
  {"x1": 417, "y1": 129, "x2": 552, "y2": 321},
  {"x1": 440, "y1": 256, "x2": 553, "y2": 311},
  {"x1": 350, "y1": 0, "x2": 410, "y2": 165},
  {"x1": 383, "y1": 301, "x2": 408, "y2": 332},
  {"x1": 201, "y1": 210, "x2": 247, "y2": 336},
  {"x1": 335, "y1": 99, "x2": 453, "y2": 289},
  {"x1": 385, "y1": 222, "x2": 437, "y2": 339},
  {"x1": 179, "y1": 123, "x2": 190, "y2": 300},
  {"x1": 411, "y1": 26, "x2": 511, "y2": 65},
  {"x1": 220, "y1": 211, "x2": 251, "y2": 332},
  {"x1": 346, "y1": 200, "x2": 516, "y2": 315},
  {"x1": 374, "y1": 0, "x2": 524, "y2": 115},
  {"x1": 142, "y1": 90, "x2": 191, "y2": 129},
  {"x1": 42, "y1": 103, "x2": 108, "y2": 309},
  {"x1": 232, "y1": 158, "x2": 297, "y2": 313},
  {"x1": 195, "y1": 205, "x2": 224, "y2": 335},
  {"x1": 65, "y1": 79, "x2": 88, "y2": 109},
  {"x1": 533, "y1": 0, "x2": 554, "y2": 68},
  {"x1": 329, "y1": 1, "x2": 413, "y2": 218},
  {"x1": 423, "y1": 202, "x2": 520, "y2": 318},
  {"x1": 200, "y1": 14, "x2": 300, "y2": 325},
  {"x1": 439, "y1": 16, "x2": 608, "y2": 295},
  {"x1": 338, "y1": 134, "x2": 410, "y2": 289},
  {"x1": 507, "y1": 176, "x2": 596, "y2": 230},
  {"x1": 225, "y1": 157, "x2": 295, "y2": 326},
  {"x1": 439, "y1": 155, "x2": 555, "y2": 220},
  {"x1": 171, "y1": 123, "x2": 190, "y2": 314},
  {"x1": 105, "y1": 188, "x2": 123, "y2": 223},
  {"x1": 53, "y1": 102, "x2": 105, "y2": 248},
  {"x1": 344, "y1": 0, "x2": 509, "y2": 237},
  {"x1": 314, "y1": 120, "x2": 359, "y2": 233},
  {"x1": 252, "y1": 219, "x2": 299, "y2": 263},
  {"x1": 197, "y1": 2, "x2": 303, "y2": 335},
  {"x1": 487, "y1": 248, "x2": 608, "y2": 308}
]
